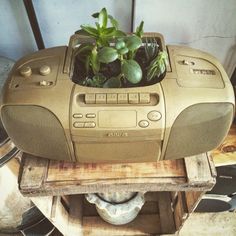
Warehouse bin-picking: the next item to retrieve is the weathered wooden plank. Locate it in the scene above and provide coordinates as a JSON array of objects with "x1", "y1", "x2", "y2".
[
  {"x1": 46, "y1": 159, "x2": 186, "y2": 182},
  {"x1": 20, "y1": 178, "x2": 214, "y2": 197},
  {"x1": 184, "y1": 191, "x2": 204, "y2": 213},
  {"x1": 19, "y1": 154, "x2": 48, "y2": 189},
  {"x1": 172, "y1": 192, "x2": 188, "y2": 231},
  {"x1": 157, "y1": 192, "x2": 176, "y2": 234},
  {"x1": 184, "y1": 153, "x2": 213, "y2": 185}
]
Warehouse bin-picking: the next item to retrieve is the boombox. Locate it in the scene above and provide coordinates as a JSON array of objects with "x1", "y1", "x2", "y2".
[{"x1": 0, "y1": 33, "x2": 234, "y2": 163}]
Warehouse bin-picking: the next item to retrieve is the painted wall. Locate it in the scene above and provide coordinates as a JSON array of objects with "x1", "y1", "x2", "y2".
[
  {"x1": 0, "y1": 0, "x2": 37, "y2": 60},
  {"x1": 0, "y1": 0, "x2": 235, "y2": 76},
  {"x1": 135, "y1": 0, "x2": 236, "y2": 77},
  {"x1": 33, "y1": 0, "x2": 132, "y2": 48}
]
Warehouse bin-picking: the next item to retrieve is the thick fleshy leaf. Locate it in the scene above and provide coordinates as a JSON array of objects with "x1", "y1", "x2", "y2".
[
  {"x1": 121, "y1": 60, "x2": 142, "y2": 84},
  {"x1": 92, "y1": 74, "x2": 107, "y2": 87},
  {"x1": 97, "y1": 47, "x2": 118, "y2": 63},
  {"x1": 135, "y1": 21, "x2": 144, "y2": 38},
  {"x1": 75, "y1": 29, "x2": 91, "y2": 36},
  {"x1": 125, "y1": 35, "x2": 142, "y2": 51},
  {"x1": 115, "y1": 40, "x2": 125, "y2": 50},
  {"x1": 146, "y1": 51, "x2": 168, "y2": 81},
  {"x1": 98, "y1": 8, "x2": 108, "y2": 28},
  {"x1": 118, "y1": 47, "x2": 129, "y2": 55},
  {"x1": 114, "y1": 30, "x2": 127, "y2": 37},
  {"x1": 103, "y1": 76, "x2": 121, "y2": 88},
  {"x1": 108, "y1": 15, "x2": 119, "y2": 29},
  {"x1": 81, "y1": 25, "x2": 98, "y2": 37},
  {"x1": 76, "y1": 43, "x2": 93, "y2": 54},
  {"x1": 101, "y1": 27, "x2": 116, "y2": 37},
  {"x1": 92, "y1": 12, "x2": 99, "y2": 18},
  {"x1": 90, "y1": 48, "x2": 100, "y2": 74}
]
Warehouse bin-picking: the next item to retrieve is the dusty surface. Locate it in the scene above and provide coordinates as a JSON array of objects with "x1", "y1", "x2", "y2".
[{"x1": 179, "y1": 212, "x2": 236, "y2": 236}]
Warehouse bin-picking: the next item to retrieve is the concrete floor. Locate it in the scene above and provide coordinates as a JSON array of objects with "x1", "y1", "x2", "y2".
[
  {"x1": 1, "y1": 212, "x2": 236, "y2": 236},
  {"x1": 179, "y1": 212, "x2": 236, "y2": 236}
]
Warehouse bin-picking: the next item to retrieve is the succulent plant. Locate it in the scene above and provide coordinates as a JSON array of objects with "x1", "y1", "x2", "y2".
[{"x1": 74, "y1": 8, "x2": 167, "y2": 87}]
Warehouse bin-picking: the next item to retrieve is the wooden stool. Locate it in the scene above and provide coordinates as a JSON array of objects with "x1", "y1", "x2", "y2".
[{"x1": 18, "y1": 153, "x2": 216, "y2": 236}]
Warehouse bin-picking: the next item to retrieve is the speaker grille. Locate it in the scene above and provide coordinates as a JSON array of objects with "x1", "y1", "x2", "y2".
[
  {"x1": 165, "y1": 103, "x2": 234, "y2": 160},
  {"x1": 1, "y1": 105, "x2": 71, "y2": 161}
]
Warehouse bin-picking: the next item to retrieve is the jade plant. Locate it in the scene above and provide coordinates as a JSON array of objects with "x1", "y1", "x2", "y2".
[{"x1": 73, "y1": 8, "x2": 168, "y2": 88}]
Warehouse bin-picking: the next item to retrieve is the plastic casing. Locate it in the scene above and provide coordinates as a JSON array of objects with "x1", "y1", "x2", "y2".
[{"x1": 0, "y1": 33, "x2": 235, "y2": 163}]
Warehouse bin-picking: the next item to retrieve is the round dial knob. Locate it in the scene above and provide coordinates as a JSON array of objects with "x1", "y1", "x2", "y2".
[
  {"x1": 39, "y1": 65, "x2": 51, "y2": 76},
  {"x1": 147, "y1": 111, "x2": 162, "y2": 121},
  {"x1": 20, "y1": 66, "x2": 32, "y2": 77}
]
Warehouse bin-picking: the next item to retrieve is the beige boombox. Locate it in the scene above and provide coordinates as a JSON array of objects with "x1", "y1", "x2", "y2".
[{"x1": 0, "y1": 33, "x2": 234, "y2": 163}]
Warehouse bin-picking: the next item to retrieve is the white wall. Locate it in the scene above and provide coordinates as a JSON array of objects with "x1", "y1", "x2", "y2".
[
  {"x1": 0, "y1": 0, "x2": 132, "y2": 60},
  {"x1": 135, "y1": 0, "x2": 236, "y2": 77},
  {"x1": 0, "y1": 0, "x2": 37, "y2": 60},
  {"x1": 33, "y1": 0, "x2": 132, "y2": 48},
  {"x1": 0, "y1": 0, "x2": 235, "y2": 77}
]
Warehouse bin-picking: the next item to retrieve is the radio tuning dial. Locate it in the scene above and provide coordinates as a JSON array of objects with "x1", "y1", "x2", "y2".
[
  {"x1": 20, "y1": 66, "x2": 32, "y2": 77},
  {"x1": 39, "y1": 65, "x2": 51, "y2": 76}
]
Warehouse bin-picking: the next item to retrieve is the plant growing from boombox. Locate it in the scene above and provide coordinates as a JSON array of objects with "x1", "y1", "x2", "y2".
[{"x1": 73, "y1": 8, "x2": 168, "y2": 88}]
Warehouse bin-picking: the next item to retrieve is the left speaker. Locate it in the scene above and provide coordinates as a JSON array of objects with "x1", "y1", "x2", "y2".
[{"x1": 1, "y1": 105, "x2": 71, "y2": 161}]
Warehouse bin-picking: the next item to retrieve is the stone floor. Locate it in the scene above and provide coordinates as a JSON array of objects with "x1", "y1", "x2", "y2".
[{"x1": 179, "y1": 212, "x2": 236, "y2": 236}]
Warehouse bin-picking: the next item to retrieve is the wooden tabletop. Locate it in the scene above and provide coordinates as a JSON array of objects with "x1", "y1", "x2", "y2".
[{"x1": 18, "y1": 152, "x2": 216, "y2": 197}]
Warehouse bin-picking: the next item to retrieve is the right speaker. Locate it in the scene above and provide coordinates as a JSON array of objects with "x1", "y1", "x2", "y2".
[{"x1": 164, "y1": 103, "x2": 234, "y2": 160}]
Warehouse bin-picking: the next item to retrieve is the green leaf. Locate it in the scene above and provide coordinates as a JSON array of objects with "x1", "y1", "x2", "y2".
[
  {"x1": 90, "y1": 48, "x2": 100, "y2": 74},
  {"x1": 92, "y1": 12, "x2": 99, "y2": 18},
  {"x1": 146, "y1": 51, "x2": 168, "y2": 81},
  {"x1": 101, "y1": 27, "x2": 116, "y2": 37},
  {"x1": 121, "y1": 60, "x2": 142, "y2": 84},
  {"x1": 76, "y1": 43, "x2": 93, "y2": 55},
  {"x1": 103, "y1": 76, "x2": 121, "y2": 88},
  {"x1": 115, "y1": 40, "x2": 125, "y2": 50},
  {"x1": 135, "y1": 21, "x2": 144, "y2": 38},
  {"x1": 97, "y1": 47, "x2": 118, "y2": 63},
  {"x1": 98, "y1": 8, "x2": 108, "y2": 28},
  {"x1": 114, "y1": 30, "x2": 126, "y2": 37},
  {"x1": 81, "y1": 25, "x2": 99, "y2": 37},
  {"x1": 118, "y1": 47, "x2": 129, "y2": 55},
  {"x1": 75, "y1": 29, "x2": 91, "y2": 36},
  {"x1": 108, "y1": 15, "x2": 119, "y2": 29},
  {"x1": 125, "y1": 35, "x2": 142, "y2": 51},
  {"x1": 92, "y1": 74, "x2": 107, "y2": 87}
]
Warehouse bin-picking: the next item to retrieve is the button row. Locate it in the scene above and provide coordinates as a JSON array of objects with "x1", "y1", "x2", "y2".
[
  {"x1": 73, "y1": 122, "x2": 96, "y2": 128},
  {"x1": 139, "y1": 111, "x2": 162, "y2": 128},
  {"x1": 73, "y1": 113, "x2": 96, "y2": 118},
  {"x1": 85, "y1": 93, "x2": 150, "y2": 104}
]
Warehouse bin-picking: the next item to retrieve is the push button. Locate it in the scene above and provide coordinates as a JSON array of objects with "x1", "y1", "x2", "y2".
[
  {"x1": 86, "y1": 113, "x2": 96, "y2": 118},
  {"x1": 39, "y1": 65, "x2": 51, "y2": 76},
  {"x1": 73, "y1": 113, "x2": 83, "y2": 118},
  {"x1": 96, "y1": 94, "x2": 106, "y2": 104},
  {"x1": 107, "y1": 94, "x2": 117, "y2": 104},
  {"x1": 118, "y1": 93, "x2": 128, "y2": 104},
  {"x1": 20, "y1": 66, "x2": 32, "y2": 77},
  {"x1": 128, "y1": 93, "x2": 139, "y2": 104},
  {"x1": 140, "y1": 93, "x2": 150, "y2": 104},
  {"x1": 147, "y1": 111, "x2": 162, "y2": 121},
  {"x1": 85, "y1": 94, "x2": 96, "y2": 104},
  {"x1": 73, "y1": 122, "x2": 84, "y2": 128},
  {"x1": 139, "y1": 120, "x2": 149, "y2": 128},
  {"x1": 84, "y1": 122, "x2": 96, "y2": 128}
]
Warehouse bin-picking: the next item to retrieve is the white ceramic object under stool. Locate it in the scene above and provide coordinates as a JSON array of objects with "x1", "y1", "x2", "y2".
[{"x1": 85, "y1": 192, "x2": 145, "y2": 225}]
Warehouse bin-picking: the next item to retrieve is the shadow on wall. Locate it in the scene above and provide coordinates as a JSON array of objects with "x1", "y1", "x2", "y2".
[{"x1": 224, "y1": 41, "x2": 236, "y2": 78}]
